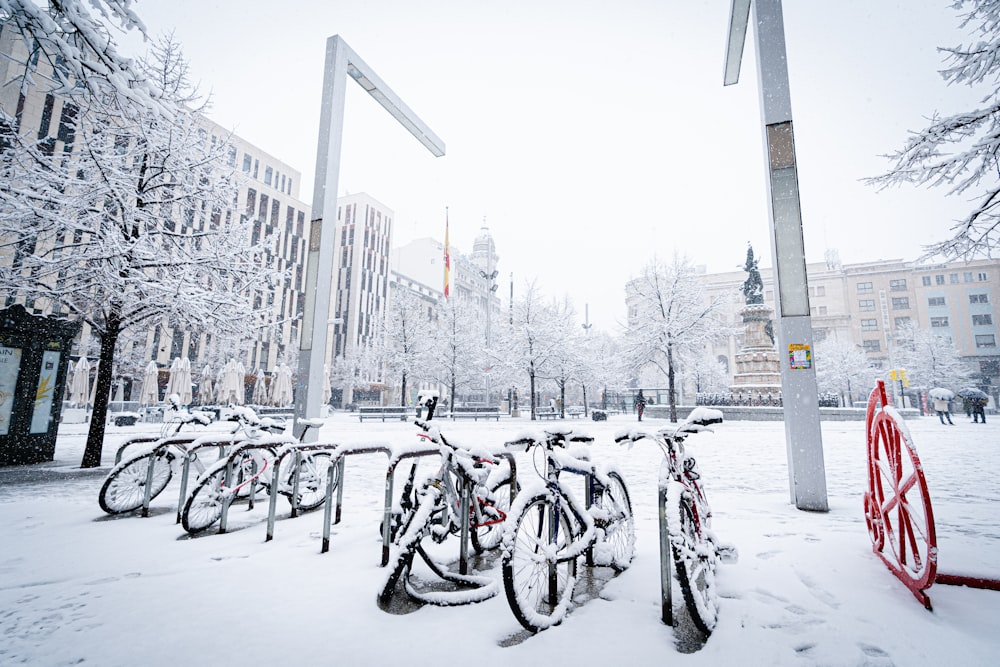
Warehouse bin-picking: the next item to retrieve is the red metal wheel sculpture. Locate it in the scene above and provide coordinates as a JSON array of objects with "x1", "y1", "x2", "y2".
[{"x1": 864, "y1": 380, "x2": 937, "y2": 609}]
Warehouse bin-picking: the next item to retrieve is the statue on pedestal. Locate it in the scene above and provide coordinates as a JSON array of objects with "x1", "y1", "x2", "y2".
[{"x1": 742, "y1": 243, "x2": 764, "y2": 306}]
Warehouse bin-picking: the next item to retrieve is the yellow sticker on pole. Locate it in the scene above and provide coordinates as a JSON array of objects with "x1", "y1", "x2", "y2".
[{"x1": 788, "y1": 344, "x2": 812, "y2": 370}]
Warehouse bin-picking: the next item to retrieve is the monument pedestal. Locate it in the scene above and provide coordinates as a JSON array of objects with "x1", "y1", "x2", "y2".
[{"x1": 730, "y1": 304, "x2": 782, "y2": 397}]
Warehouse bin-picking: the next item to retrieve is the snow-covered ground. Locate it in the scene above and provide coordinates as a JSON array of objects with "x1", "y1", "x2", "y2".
[{"x1": 1, "y1": 410, "x2": 998, "y2": 666}]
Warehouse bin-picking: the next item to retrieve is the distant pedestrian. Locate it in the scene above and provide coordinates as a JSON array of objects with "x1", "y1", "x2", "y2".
[
  {"x1": 932, "y1": 396, "x2": 954, "y2": 425},
  {"x1": 972, "y1": 397, "x2": 988, "y2": 424},
  {"x1": 633, "y1": 390, "x2": 647, "y2": 422},
  {"x1": 963, "y1": 397, "x2": 973, "y2": 420}
]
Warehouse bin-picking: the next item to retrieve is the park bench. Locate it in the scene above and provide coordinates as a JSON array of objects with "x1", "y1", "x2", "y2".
[
  {"x1": 449, "y1": 406, "x2": 501, "y2": 421},
  {"x1": 566, "y1": 406, "x2": 585, "y2": 418},
  {"x1": 536, "y1": 407, "x2": 558, "y2": 419},
  {"x1": 358, "y1": 406, "x2": 411, "y2": 422}
]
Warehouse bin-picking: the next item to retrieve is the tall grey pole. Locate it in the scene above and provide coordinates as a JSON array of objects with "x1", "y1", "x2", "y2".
[
  {"x1": 725, "y1": 0, "x2": 828, "y2": 511},
  {"x1": 295, "y1": 35, "x2": 444, "y2": 439}
]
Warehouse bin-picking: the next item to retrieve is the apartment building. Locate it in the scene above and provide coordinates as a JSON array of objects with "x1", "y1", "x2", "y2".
[
  {"x1": 0, "y1": 26, "x2": 310, "y2": 390},
  {"x1": 693, "y1": 252, "x2": 999, "y2": 398}
]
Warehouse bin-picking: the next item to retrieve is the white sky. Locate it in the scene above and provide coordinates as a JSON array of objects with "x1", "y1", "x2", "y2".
[{"x1": 122, "y1": 0, "x2": 984, "y2": 332}]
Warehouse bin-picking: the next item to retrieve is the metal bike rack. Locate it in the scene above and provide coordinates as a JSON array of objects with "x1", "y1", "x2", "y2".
[
  {"x1": 176, "y1": 435, "x2": 243, "y2": 524},
  {"x1": 113, "y1": 436, "x2": 163, "y2": 465},
  {"x1": 216, "y1": 439, "x2": 297, "y2": 534},
  {"x1": 137, "y1": 435, "x2": 197, "y2": 518},
  {"x1": 264, "y1": 443, "x2": 341, "y2": 542}
]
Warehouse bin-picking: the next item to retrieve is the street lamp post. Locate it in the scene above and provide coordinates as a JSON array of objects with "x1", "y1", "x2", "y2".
[
  {"x1": 479, "y1": 268, "x2": 498, "y2": 405},
  {"x1": 724, "y1": 0, "x2": 828, "y2": 511},
  {"x1": 295, "y1": 35, "x2": 445, "y2": 440}
]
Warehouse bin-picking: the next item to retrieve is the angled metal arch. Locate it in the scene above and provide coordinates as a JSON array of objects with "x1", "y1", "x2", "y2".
[{"x1": 296, "y1": 35, "x2": 445, "y2": 435}]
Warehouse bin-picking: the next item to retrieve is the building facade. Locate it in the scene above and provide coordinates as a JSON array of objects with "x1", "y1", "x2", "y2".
[{"x1": 0, "y1": 25, "x2": 311, "y2": 400}]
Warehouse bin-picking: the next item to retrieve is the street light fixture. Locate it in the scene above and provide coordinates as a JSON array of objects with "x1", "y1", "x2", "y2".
[{"x1": 295, "y1": 35, "x2": 445, "y2": 440}]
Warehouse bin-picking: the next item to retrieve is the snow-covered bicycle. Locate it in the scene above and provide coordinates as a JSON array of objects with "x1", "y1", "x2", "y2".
[
  {"x1": 378, "y1": 393, "x2": 515, "y2": 607},
  {"x1": 98, "y1": 395, "x2": 216, "y2": 515},
  {"x1": 501, "y1": 427, "x2": 634, "y2": 632},
  {"x1": 180, "y1": 407, "x2": 332, "y2": 534},
  {"x1": 615, "y1": 407, "x2": 737, "y2": 635}
]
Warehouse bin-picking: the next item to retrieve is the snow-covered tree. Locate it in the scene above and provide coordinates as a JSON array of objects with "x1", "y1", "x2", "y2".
[
  {"x1": 682, "y1": 349, "x2": 731, "y2": 396},
  {"x1": 0, "y1": 36, "x2": 276, "y2": 467},
  {"x1": 494, "y1": 279, "x2": 561, "y2": 420},
  {"x1": 891, "y1": 322, "x2": 974, "y2": 390},
  {"x1": 622, "y1": 253, "x2": 729, "y2": 422},
  {"x1": 0, "y1": 1, "x2": 161, "y2": 110},
  {"x1": 814, "y1": 338, "x2": 878, "y2": 407},
  {"x1": 537, "y1": 296, "x2": 583, "y2": 417},
  {"x1": 381, "y1": 290, "x2": 435, "y2": 406},
  {"x1": 866, "y1": 0, "x2": 1000, "y2": 259},
  {"x1": 427, "y1": 296, "x2": 483, "y2": 408}
]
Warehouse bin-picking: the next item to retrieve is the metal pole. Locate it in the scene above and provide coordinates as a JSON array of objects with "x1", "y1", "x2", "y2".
[{"x1": 725, "y1": 0, "x2": 828, "y2": 511}]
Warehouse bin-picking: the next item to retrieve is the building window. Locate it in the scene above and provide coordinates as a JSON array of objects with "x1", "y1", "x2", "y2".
[
  {"x1": 922, "y1": 276, "x2": 932, "y2": 286},
  {"x1": 857, "y1": 281, "x2": 873, "y2": 294},
  {"x1": 936, "y1": 275, "x2": 945, "y2": 285},
  {"x1": 861, "y1": 319, "x2": 878, "y2": 331},
  {"x1": 264, "y1": 166, "x2": 273, "y2": 186},
  {"x1": 810, "y1": 285, "x2": 826, "y2": 297},
  {"x1": 227, "y1": 146, "x2": 237, "y2": 166},
  {"x1": 964, "y1": 272, "x2": 974, "y2": 282},
  {"x1": 970, "y1": 293, "x2": 990, "y2": 304},
  {"x1": 976, "y1": 334, "x2": 997, "y2": 348},
  {"x1": 891, "y1": 297, "x2": 910, "y2": 309},
  {"x1": 949, "y1": 273, "x2": 959, "y2": 284},
  {"x1": 242, "y1": 154, "x2": 252, "y2": 172},
  {"x1": 810, "y1": 305, "x2": 828, "y2": 316},
  {"x1": 253, "y1": 159, "x2": 259, "y2": 179},
  {"x1": 894, "y1": 317, "x2": 911, "y2": 328},
  {"x1": 972, "y1": 314, "x2": 993, "y2": 326},
  {"x1": 859, "y1": 299, "x2": 876, "y2": 312},
  {"x1": 863, "y1": 340, "x2": 881, "y2": 352},
  {"x1": 978, "y1": 272, "x2": 989, "y2": 281},
  {"x1": 930, "y1": 317, "x2": 950, "y2": 328},
  {"x1": 890, "y1": 279, "x2": 907, "y2": 291},
  {"x1": 928, "y1": 296, "x2": 946, "y2": 307}
]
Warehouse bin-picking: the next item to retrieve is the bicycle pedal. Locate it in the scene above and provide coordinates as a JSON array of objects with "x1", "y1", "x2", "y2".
[{"x1": 716, "y1": 542, "x2": 739, "y2": 564}]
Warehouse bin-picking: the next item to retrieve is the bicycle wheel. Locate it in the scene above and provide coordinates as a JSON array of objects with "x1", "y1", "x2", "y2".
[
  {"x1": 670, "y1": 488, "x2": 718, "y2": 634},
  {"x1": 286, "y1": 451, "x2": 336, "y2": 511},
  {"x1": 99, "y1": 450, "x2": 173, "y2": 514},
  {"x1": 471, "y1": 473, "x2": 514, "y2": 553},
  {"x1": 378, "y1": 487, "x2": 439, "y2": 606},
  {"x1": 590, "y1": 471, "x2": 635, "y2": 571},
  {"x1": 502, "y1": 493, "x2": 578, "y2": 632},
  {"x1": 181, "y1": 464, "x2": 229, "y2": 533}
]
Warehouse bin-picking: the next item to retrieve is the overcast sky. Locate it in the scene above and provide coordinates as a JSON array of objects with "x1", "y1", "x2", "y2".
[{"x1": 123, "y1": 0, "x2": 983, "y2": 332}]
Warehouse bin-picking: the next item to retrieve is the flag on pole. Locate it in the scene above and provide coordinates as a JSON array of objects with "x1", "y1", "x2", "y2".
[{"x1": 444, "y1": 208, "x2": 451, "y2": 299}]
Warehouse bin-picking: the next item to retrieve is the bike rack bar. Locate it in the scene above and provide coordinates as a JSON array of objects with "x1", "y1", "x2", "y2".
[
  {"x1": 317, "y1": 444, "x2": 397, "y2": 553},
  {"x1": 217, "y1": 441, "x2": 292, "y2": 534},
  {"x1": 138, "y1": 436, "x2": 197, "y2": 517},
  {"x1": 176, "y1": 437, "x2": 242, "y2": 524},
  {"x1": 114, "y1": 436, "x2": 161, "y2": 465},
  {"x1": 658, "y1": 487, "x2": 673, "y2": 626},
  {"x1": 264, "y1": 443, "x2": 340, "y2": 542}
]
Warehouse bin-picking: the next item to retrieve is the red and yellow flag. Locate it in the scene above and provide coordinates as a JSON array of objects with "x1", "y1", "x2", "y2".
[{"x1": 444, "y1": 208, "x2": 451, "y2": 299}]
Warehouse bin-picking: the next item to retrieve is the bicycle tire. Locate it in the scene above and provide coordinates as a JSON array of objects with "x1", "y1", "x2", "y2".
[
  {"x1": 671, "y1": 489, "x2": 718, "y2": 634},
  {"x1": 590, "y1": 471, "x2": 635, "y2": 571},
  {"x1": 181, "y1": 464, "x2": 229, "y2": 533},
  {"x1": 286, "y1": 451, "x2": 336, "y2": 511},
  {"x1": 99, "y1": 450, "x2": 173, "y2": 514},
  {"x1": 471, "y1": 473, "x2": 514, "y2": 553},
  {"x1": 502, "y1": 493, "x2": 578, "y2": 632}
]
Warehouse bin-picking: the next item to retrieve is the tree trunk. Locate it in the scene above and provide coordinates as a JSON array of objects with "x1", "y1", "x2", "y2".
[
  {"x1": 559, "y1": 380, "x2": 566, "y2": 418},
  {"x1": 667, "y1": 344, "x2": 678, "y2": 423},
  {"x1": 529, "y1": 370, "x2": 537, "y2": 420},
  {"x1": 400, "y1": 370, "x2": 407, "y2": 407},
  {"x1": 582, "y1": 384, "x2": 588, "y2": 417},
  {"x1": 81, "y1": 315, "x2": 121, "y2": 468}
]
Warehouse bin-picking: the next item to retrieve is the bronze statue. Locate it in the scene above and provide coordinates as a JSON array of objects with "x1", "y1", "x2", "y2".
[{"x1": 742, "y1": 243, "x2": 764, "y2": 305}]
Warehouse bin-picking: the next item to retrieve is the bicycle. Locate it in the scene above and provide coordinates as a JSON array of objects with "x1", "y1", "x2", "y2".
[
  {"x1": 179, "y1": 406, "x2": 332, "y2": 534},
  {"x1": 501, "y1": 426, "x2": 635, "y2": 632},
  {"x1": 615, "y1": 407, "x2": 736, "y2": 635},
  {"x1": 98, "y1": 395, "x2": 216, "y2": 515},
  {"x1": 378, "y1": 393, "x2": 516, "y2": 607}
]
